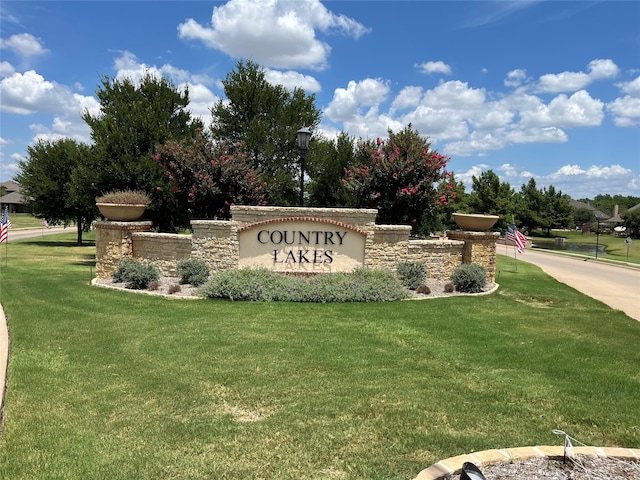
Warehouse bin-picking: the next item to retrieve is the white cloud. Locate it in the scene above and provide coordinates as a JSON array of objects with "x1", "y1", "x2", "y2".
[
  {"x1": 616, "y1": 76, "x2": 640, "y2": 97},
  {"x1": 505, "y1": 126, "x2": 567, "y2": 144},
  {"x1": 607, "y1": 76, "x2": 640, "y2": 127},
  {"x1": 537, "y1": 59, "x2": 619, "y2": 93},
  {"x1": 454, "y1": 165, "x2": 489, "y2": 190},
  {"x1": 264, "y1": 68, "x2": 321, "y2": 93},
  {"x1": 607, "y1": 95, "x2": 640, "y2": 127},
  {"x1": 324, "y1": 78, "x2": 390, "y2": 122},
  {"x1": 416, "y1": 61, "x2": 452, "y2": 75},
  {"x1": 390, "y1": 86, "x2": 422, "y2": 113},
  {"x1": 178, "y1": 0, "x2": 369, "y2": 70},
  {"x1": 0, "y1": 61, "x2": 15, "y2": 77},
  {"x1": 421, "y1": 80, "x2": 485, "y2": 108},
  {"x1": 0, "y1": 70, "x2": 98, "y2": 115},
  {"x1": 504, "y1": 69, "x2": 527, "y2": 87},
  {"x1": 519, "y1": 90, "x2": 604, "y2": 128},
  {"x1": 1, "y1": 33, "x2": 48, "y2": 57},
  {"x1": 540, "y1": 163, "x2": 640, "y2": 197}
]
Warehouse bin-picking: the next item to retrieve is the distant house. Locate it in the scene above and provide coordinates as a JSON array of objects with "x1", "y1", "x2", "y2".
[
  {"x1": 0, "y1": 181, "x2": 28, "y2": 213},
  {"x1": 569, "y1": 199, "x2": 609, "y2": 221}
]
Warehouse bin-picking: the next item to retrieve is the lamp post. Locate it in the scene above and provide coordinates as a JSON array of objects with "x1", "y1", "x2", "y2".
[
  {"x1": 595, "y1": 217, "x2": 601, "y2": 259},
  {"x1": 296, "y1": 126, "x2": 311, "y2": 206}
]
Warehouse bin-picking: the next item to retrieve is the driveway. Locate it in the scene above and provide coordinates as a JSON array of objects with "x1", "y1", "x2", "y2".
[{"x1": 499, "y1": 249, "x2": 640, "y2": 321}]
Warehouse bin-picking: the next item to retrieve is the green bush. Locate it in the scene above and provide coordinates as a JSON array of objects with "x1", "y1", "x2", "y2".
[
  {"x1": 451, "y1": 263, "x2": 486, "y2": 293},
  {"x1": 112, "y1": 258, "x2": 160, "y2": 290},
  {"x1": 197, "y1": 267, "x2": 409, "y2": 302},
  {"x1": 396, "y1": 260, "x2": 426, "y2": 290},
  {"x1": 112, "y1": 258, "x2": 141, "y2": 283},
  {"x1": 177, "y1": 258, "x2": 210, "y2": 286}
]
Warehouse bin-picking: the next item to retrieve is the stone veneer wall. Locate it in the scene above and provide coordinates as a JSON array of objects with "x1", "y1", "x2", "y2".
[
  {"x1": 190, "y1": 220, "x2": 239, "y2": 274},
  {"x1": 132, "y1": 232, "x2": 192, "y2": 276},
  {"x1": 407, "y1": 240, "x2": 465, "y2": 280},
  {"x1": 95, "y1": 221, "x2": 154, "y2": 278},
  {"x1": 446, "y1": 230, "x2": 500, "y2": 282},
  {"x1": 95, "y1": 206, "x2": 498, "y2": 283}
]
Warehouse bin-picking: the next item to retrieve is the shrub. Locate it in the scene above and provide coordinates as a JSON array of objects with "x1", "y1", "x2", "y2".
[
  {"x1": 444, "y1": 282, "x2": 455, "y2": 293},
  {"x1": 416, "y1": 285, "x2": 430, "y2": 295},
  {"x1": 396, "y1": 260, "x2": 426, "y2": 290},
  {"x1": 148, "y1": 280, "x2": 160, "y2": 291},
  {"x1": 451, "y1": 263, "x2": 486, "y2": 293},
  {"x1": 177, "y1": 258, "x2": 210, "y2": 286},
  {"x1": 197, "y1": 268, "x2": 294, "y2": 302},
  {"x1": 113, "y1": 258, "x2": 141, "y2": 283},
  {"x1": 197, "y1": 268, "x2": 409, "y2": 302},
  {"x1": 96, "y1": 189, "x2": 150, "y2": 205},
  {"x1": 112, "y1": 258, "x2": 160, "y2": 290},
  {"x1": 168, "y1": 284, "x2": 181, "y2": 295}
]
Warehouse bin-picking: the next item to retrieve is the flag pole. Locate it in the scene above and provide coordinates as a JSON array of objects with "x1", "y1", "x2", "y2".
[{"x1": 511, "y1": 215, "x2": 518, "y2": 272}]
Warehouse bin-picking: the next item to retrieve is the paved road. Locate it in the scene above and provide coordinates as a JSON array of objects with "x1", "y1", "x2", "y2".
[
  {"x1": 499, "y1": 249, "x2": 640, "y2": 321},
  {"x1": 6, "y1": 226, "x2": 67, "y2": 241}
]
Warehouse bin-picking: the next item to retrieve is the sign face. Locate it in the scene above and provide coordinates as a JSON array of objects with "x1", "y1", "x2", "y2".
[
  {"x1": 625, "y1": 237, "x2": 632, "y2": 245},
  {"x1": 238, "y1": 219, "x2": 366, "y2": 273}
]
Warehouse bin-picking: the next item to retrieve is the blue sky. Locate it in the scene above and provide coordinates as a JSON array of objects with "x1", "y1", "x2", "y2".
[{"x1": 1, "y1": 0, "x2": 639, "y2": 199}]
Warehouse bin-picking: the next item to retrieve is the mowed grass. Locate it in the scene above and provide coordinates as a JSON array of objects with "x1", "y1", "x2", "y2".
[
  {"x1": 531, "y1": 229, "x2": 640, "y2": 264},
  {"x1": 3, "y1": 213, "x2": 45, "y2": 230},
  {"x1": 0, "y1": 232, "x2": 638, "y2": 480}
]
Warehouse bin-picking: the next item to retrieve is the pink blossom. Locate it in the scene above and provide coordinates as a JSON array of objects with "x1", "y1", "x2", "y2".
[{"x1": 156, "y1": 186, "x2": 162, "y2": 191}]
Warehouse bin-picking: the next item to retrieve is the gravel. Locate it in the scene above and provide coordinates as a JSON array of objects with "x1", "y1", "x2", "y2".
[{"x1": 444, "y1": 456, "x2": 640, "y2": 480}]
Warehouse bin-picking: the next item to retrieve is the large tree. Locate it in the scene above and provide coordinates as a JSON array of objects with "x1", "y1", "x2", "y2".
[
  {"x1": 80, "y1": 73, "x2": 202, "y2": 230},
  {"x1": 519, "y1": 178, "x2": 573, "y2": 235},
  {"x1": 15, "y1": 139, "x2": 94, "y2": 244},
  {"x1": 540, "y1": 185, "x2": 573, "y2": 235},
  {"x1": 154, "y1": 132, "x2": 266, "y2": 224},
  {"x1": 466, "y1": 170, "x2": 516, "y2": 230},
  {"x1": 307, "y1": 132, "x2": 356, "y2": 207},
  {"x1": 342, "y1": 125, "x2": 456, "y2": 234},
  {"x1": 210, "y1": 60, "x2": 321, "y2": 206}
]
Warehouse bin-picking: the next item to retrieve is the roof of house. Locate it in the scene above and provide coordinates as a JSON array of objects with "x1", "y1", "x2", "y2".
[
  {"x1": 0, "y1": 181, "x2": 21, "y2": 193},
  {"x1": 0, "y1": 191, "x2": 25, "y2": 204},
  {"x1": 569, "y1": 199, "x2": 609, "y2": 220}
]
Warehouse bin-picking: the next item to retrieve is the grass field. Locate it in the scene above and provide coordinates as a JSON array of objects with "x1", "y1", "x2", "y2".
[
  {"x1": 0, "y1": 232, "x2": 638, "y2": 479},
  {"x1": 530, "y1": 229, "x2": 639, "y2": 264},
  {"x1": 2, "y1": 213, "x2": 44, "y2": 230}
]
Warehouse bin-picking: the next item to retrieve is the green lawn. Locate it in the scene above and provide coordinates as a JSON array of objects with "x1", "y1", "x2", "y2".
[
  {"x1": 531, "y1": 229, "x2": 640, "y2": 264},
  {"x1": 3, "y1": 213, "x2": 45, "y2": 230},
  {"x1": 0, "y1": 232, "x2": 638, "y2": 479}
]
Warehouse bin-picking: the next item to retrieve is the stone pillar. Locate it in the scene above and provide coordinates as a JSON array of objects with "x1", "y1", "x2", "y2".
[
  {"x1": 95, "y1": 221, "x2": 154, "y2": 278},
  {"x1": 446, "y1": 230, "x2": 500, "y2": 283}
]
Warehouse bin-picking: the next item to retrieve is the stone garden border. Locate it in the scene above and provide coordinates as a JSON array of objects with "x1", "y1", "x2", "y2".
[{"x1": 413, "y1": 445, "x2": 640, "y2": 479}]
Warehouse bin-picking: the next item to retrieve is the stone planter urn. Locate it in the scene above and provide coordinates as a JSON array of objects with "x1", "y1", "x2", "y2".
[
  {"x1": 96, "y1": 203, "x2": 148, "y2": 221},
  {"x1": 452, "y1": 213, "x2": 499, "y2": 231},
  {"x1": 95, "y1": 190, "x2": 150, "y2": 222}
]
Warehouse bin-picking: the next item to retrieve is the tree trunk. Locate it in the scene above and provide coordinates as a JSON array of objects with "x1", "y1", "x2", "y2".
[{"x1": 76, "y1": 216, "x2": 84, "y2": 245}]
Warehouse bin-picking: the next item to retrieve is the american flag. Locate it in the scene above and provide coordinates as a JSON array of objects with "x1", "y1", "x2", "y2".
[
  {"x1": 0, "y1": 207, "x2": 11, "y2": 244},
  {"x1": 506, "y1": 225, "x2": 526, "y2": 254}
]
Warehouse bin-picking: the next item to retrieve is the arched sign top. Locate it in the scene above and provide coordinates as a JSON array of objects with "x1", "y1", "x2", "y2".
[{"x1": 237, "y1": 216, "x2": 368, "y2": 236}]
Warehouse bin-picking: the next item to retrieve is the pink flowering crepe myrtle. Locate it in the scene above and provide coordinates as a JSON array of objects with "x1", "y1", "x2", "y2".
[
  {"x1": 153, "y1": 132, "x2": 266, "y2": 220},
  {"x1": 342, "y1": 125, "x2": 457, "y2": 232}
]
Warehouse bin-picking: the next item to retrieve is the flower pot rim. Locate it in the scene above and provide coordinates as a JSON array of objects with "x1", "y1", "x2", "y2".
[
  {"x1": 96, "y1": 202, "x2": 150, "y2": 207},
  {"x1": 452, "y1": 213, "x2": 499, "y2": 218}
]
